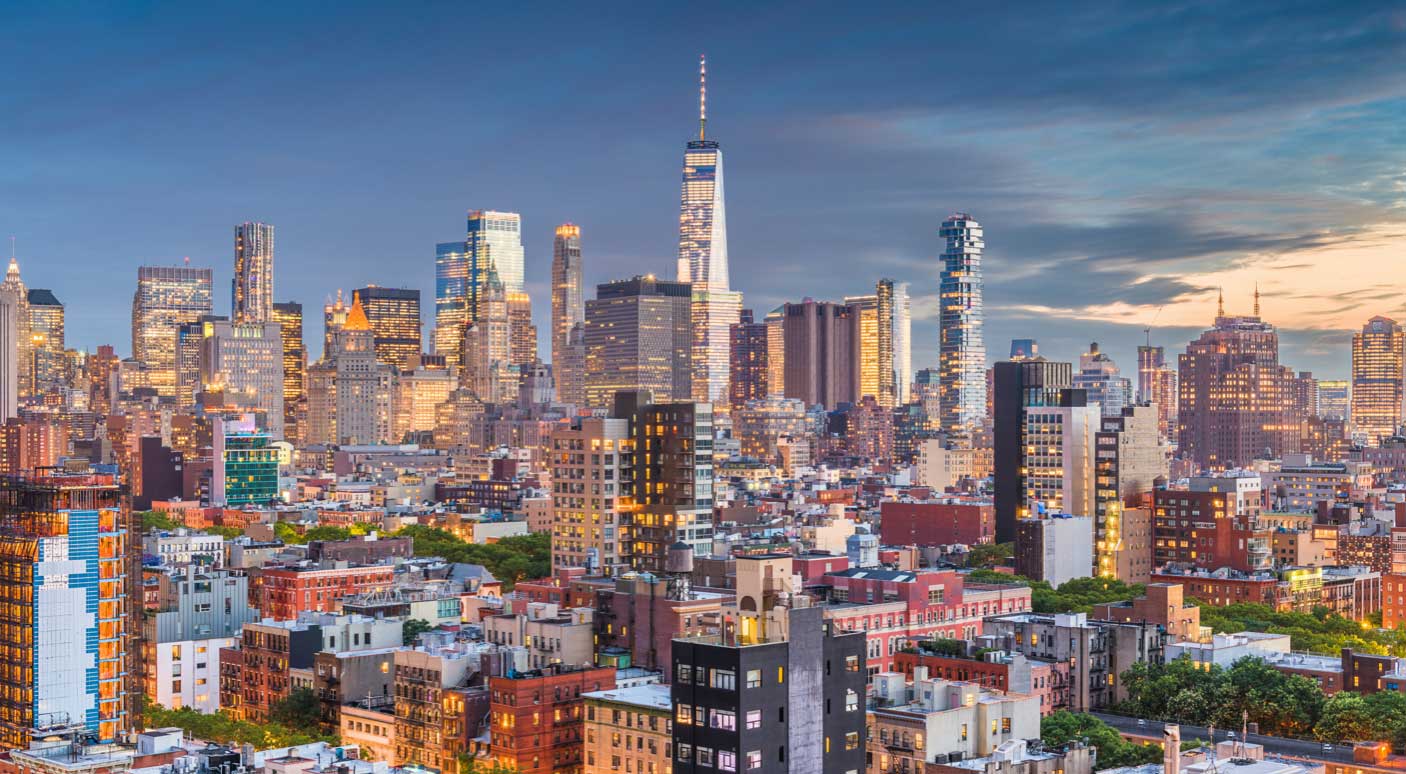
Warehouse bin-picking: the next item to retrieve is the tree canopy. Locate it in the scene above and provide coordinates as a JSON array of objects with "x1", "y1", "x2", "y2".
[
  {"x1": 1041, "y1": 711, "x2": 1162, "y2": 770},
  {"x1": 392, "y1": 526, "x2": 549, "y2": 590}
]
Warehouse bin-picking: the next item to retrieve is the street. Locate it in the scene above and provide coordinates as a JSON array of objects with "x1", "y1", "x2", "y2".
[{"x1": 1090, "y1": 712, "x2": 1356, "y2": 764}]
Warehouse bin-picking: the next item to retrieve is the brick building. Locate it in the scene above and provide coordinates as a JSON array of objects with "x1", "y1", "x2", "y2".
[
  {"x1": 878, "y1": 500, "x2": 994, "y2": 547},
  {"x1": 488, "y1": 664, "x2": 616, "y2": 774},
  {"x1": 252, "y1": 563, "x2": 395, "y2": 620}
]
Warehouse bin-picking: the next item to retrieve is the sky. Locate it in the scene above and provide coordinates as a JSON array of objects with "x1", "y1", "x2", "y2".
[{"x1": 5, "y1": 1, "x2": 1406, "y2": 379}]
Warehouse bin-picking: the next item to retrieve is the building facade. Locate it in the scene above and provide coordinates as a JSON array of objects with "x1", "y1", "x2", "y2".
[
  {"x1": 938, "y1": 213, "x2": 986, "y2": 433},
  {"x1": 232, "y1": 222, "x2": 274, "y2": 324}
]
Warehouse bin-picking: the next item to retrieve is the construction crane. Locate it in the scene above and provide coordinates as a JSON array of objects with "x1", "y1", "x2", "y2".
[{"x1": 1144, "y1": 305, "x2": 1164, "y2": 347}]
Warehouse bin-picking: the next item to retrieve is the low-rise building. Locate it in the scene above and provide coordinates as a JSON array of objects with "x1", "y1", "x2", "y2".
[
  {"x1": 867, "y1": 671, "x2": 1041, "y2": 774},
  {"x1": 582, "y1": 682, "x2": 673, "y2": 774}
]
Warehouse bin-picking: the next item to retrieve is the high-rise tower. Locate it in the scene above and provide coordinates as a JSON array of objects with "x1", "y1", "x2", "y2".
[
  {"x1": 233, "y1": 222, "x2": 274, "y2": 324},
  {"x1": 678, "y1": 56, "x2": 741, "y2": 410},
  {"x1": 551, "y1": 223, "x2": 584, "y2": 402},
  {"x1": 132, "y1": 265, "x2": 214, "y2": 399},
  {"x1": 938, "y1": 213, "x2": 986, "y2": 432},
  {"x1": 1351, "y1": 315, "x2": 1406, "y2": 443}
]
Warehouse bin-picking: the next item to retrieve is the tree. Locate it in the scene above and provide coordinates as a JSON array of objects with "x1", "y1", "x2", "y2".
[
  {"x1": 141, "y1": 510, "x2": 181, "y2": 532},
  {"x1": 1215, "y1": 657, "x2": 1322, "y2": 737},
  {"x1": 270, "y1": 687, "x2": 322, "y2": 729},
  {"x1": 302, "y1": 525, "x2": 353, "y2": 543},
  {"x1": 274, "y1": 521, "x2": 306, "y2": 544},
  {"x1": 403, "y1": 618, "x2": 434, "y2": 646},
  {"x1": 204, "y1": 525, "x2": 245, "y2": 539},
  {"x1": 1315, "y1": 693, "x2": 1379, "y2": 742},
  {"x1": 1042, "y1": 711, "x2": 1162, "y2": 770},
  {"x1": 965, "y1": 542, "x2": 1014, "y2": 568},
  {"x1": 393, "y1": 527, "x2": 550, "y2": 590}
]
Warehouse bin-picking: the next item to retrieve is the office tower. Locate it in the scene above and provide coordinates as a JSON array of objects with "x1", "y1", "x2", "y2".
[
  {"x1": 1352, "y1": 316, "x2": 1406, "y2": 443},
  {"x1": 329, "y1": 294, "x2": 394, "y2": 444},
  {"x1": 1137, "y1": 344, "x2": 1164, "y2": 403},
  {"x1": 0, "y1": 260, "x2": 30, "y2": 402},
  {"x1": 88, "y1": 344, "x2": 119, "y2": 417},
  {"x1": 844, "y1": 280, "x2": 898, "y2": 408},
  {"x1": 211, "y1": 415, "x2": 279, "y2": 506},
  {"x1": 1094, "y1": 404, "x2": 1167, "y2": 578},
  {"x1": 433, "y1": 241, "x2": 469, "y2": 369},
  {"x1": 506, "y1": 290, "x2": 536, "y2": 366},
  {"x1": 626, "y1": 398, "x2": 714, "y2": 570},
  {"x1": 1293, "y1": 370, "x2": 1320, "y2": 419},
  {"x1": 468, "y1": 210, "x2": 525, "y2": 301},
  {"x1": 1073, "y1": 341, "x2": 1131, "y2": 416},
  {"x1": 550, "y1": 417, "x2": 633, "y2": 574},
  {"x1": 557, "y1": 324, "x2": 586, "y2": 407},
  {"x1": 938, "y1": 213, "x2": 986, "y2": 432},
  {"x1": 781, "y1": 300, "x2": 856, "y2": 409},
  {"x1": 912, "y1": 368, "x2": 941, "y2": 421},
  {"x1": 1022, "y1": 398, "x2": 1099, "y2": 519},
  {"x1": 992, "y1": 358, "x2": 1074, "y2": 542},
  {"x1": 678, "y1": 58, "x2": 741, "y2": 411},
  {"x1": 672, "y1": 556, "x2": 867, "y2": 774},
  {"x1": 272, "y1": 302, "x2": 306, "y2": 436},
  {"x1": 131, "y1": 265, "x2": 214, "y2": 398},
  {"x1": 323, "y1": 289, "x2": 349, "y2": 358},
  {"x1": 729, "y1": 309, "x2": 768, "y2": 410},
  {"x1": 733, "y1": 395, "x2": 810, "y2": 463},
  {"x1": 461, "y1": 270, "x2": 514, "y2": 404},
  {"x1": 1318, "y1": 380, "x2": 1350, "y2": 421},
  {"x1": 391, "y1": 357, "x2": 454, "y2": 440},
  {"x1": 764, "y1": 307, "x2": 785, "y2": 396},
  {"x1": 199, "y1": 319, "x2": 285, "y2": 438},
  {"x1": 27, "y1": 290, "x2": 63, "y2": 393},
  {"x1": 893, "y1": 281, "x2": 912, "y2": 403},
  {"x1": 175, "y1": 315, "x2": 222, "y2": 411},
  {"x1": 551, "y1": 223, "x2": 585, "y2": 392},
  {"x1": 846, "y1": 394, "x2": 895, "y2": 462},
  {"x1": 232, "y1": 222, "x2": 274, "y2": 324},
  {"x1": 0, "y1": 470, "x2": 130, "y2": 747},
  {"x1": 0, "y1": 283, "x2": 18, "y2": 421},
  {"x1": 584, "y1": 276, "x2": 693, "y2": 409},
  {"x1": 1177, "y1": 292, "x2": 1298, "y2": 469},
  {"x1": 354, "y1": 286, "x2": 421, "y2": 369}
]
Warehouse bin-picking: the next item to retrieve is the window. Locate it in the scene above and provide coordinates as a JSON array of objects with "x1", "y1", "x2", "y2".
[
  {"x1": 845, "y1": 732, "x2": 860, "y2": 750},
  {"x1": 845, "y1": 690, "x2": 858, "y2": 712},
  {"x1": 711, "y1": 709, "x2": 736, "y2": 731},
  {"x1": 676, "y1": 703, "x2": 692, "y2": 725},
  {"x1": 697, "y1": 748, "x2": 713, "y2": 766},
  {"x1": 718, "y1": 751, "x2": 737, "y2": 772},
  {"x1": 712, "y1": 669, "x2": 736, "y2": 690},
  {"x1": 777, "y1": 666, "x2": 785, "y2": 684},
  {"x1": 678, "y1": 664, "x2": 692, "y2": 683},
  {"x1": 746, "y1": 751, "x2": 763, "y2": 770},
  {"x1": 1002, "y1": 717, "x2": 1012, "y2": 733},
  {"x1": 677, "y1": 744, "x2": 692, "y2": 761},
  {"x1": 745, "y1": 710, "x2": 761, "y2": 730},
  {"x1": 745, "y1": 669, "x2": 762, "y2": 689},
  {"x1": 845, "y1": 655, "x2": 859, "y2": 672},
  {"x1": 960, "y1": 723, "x2": 968, "y2": 741}
]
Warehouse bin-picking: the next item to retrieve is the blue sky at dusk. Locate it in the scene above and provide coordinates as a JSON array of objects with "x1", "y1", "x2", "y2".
[{"x1": 5, "y1": 1, "x2": 1406, "y2": 378}]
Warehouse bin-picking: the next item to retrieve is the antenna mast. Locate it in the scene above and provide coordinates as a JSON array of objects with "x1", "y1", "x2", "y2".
[{"x1": 699, "y1": 54, "x2": 707, "y2": 141}]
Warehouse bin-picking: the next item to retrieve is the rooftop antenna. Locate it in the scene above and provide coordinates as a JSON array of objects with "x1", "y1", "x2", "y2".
[
  {"x1": 8, "y1": 236, "x2": 13, "y2": 262},
  {"x1": 699, "y1": 54, "x2": 707, "y2": 142}
]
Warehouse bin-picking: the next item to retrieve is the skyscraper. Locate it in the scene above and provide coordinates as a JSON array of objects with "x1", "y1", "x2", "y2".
[
  {"x1": 1177, "y1": 291, "x2": 1298, "y2": 469},
  {"x1": 200, "y1": 319, "x2": 285, "y2": 439},
  {"x1": 354, "y1": 286, "x2": 421, "y2": 369},
  {"x1": 272, "y1": 302, "x2": 306, "y2": 435},
  {"x1": 1351, "y1": 315, "x2": 1405, "y2": 443},
  {"x1": 0, "y1": 280, "x2": 18, "y2": 420},
  {"x1": 1094, "y1": 404, "x2": 1167, "y2": 578},
  {"x1": 844, "y1": 279, "x2": 899, "y2": 408},
  {"x1": 993, "y1": 357, "x2": 1075, "y2": 542},
  {"x1": 584, "y1": 276, "x2": 693, "y2": 408},
  {"x1": 506, "y1": 290, "x2": 537, "y2": 367},
  {"x1": 1073, "y1": 341, "x2": 1130, "y2": 416},
  {"x1": 551, "y1": 224, "x2": 584, "y2": 398},
  {"x1": 678, "y1": 57, "x2": 741, "y2": 411},
  {"x1": 781, "y1": 300, "x2": 856, "y2": 409},
  {"x1": 331, "y1": 293, "x2": 393, "y2": 444},
  {"x1": 728, "y1": 309, "x2": 768, "y2": 410},
  {"x1": 0, "y1": 260, "x2": 30, "y2": 402},
  {"x1": 461, "y1": 269, "x2": 514, "y2": 404},
  {"x1": 627, "y1": 399, "x2": 714, "y2": 570},
  {"x1": 132, "y1": 265, "x2": 214, "y2": 399},
  {"x1": 433, "y1": 241, "x2": 469, "y2": 368},
  {"x1": 27, "y1": 289, "x2": 64, "y2": 393},
  {"x1": 233, "y1": 222, "x2": 274, "y2": 324},
  {"x1": 893, "y1": 281, "x2": 912, "y2": 404},
  {"x1": 938, "y1": 213, "x2": 986, "y2": 432},
  {"x1": 1318, "y1": 380, "x2": 1351, "y2": 421}
]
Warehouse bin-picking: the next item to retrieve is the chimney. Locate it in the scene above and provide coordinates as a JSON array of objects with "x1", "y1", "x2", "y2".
[{"x1": 1164, "y1": 724, "x2": 1181, "y2": 774}]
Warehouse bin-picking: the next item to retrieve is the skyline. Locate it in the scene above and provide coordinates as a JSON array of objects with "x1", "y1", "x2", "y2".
[{"x1": 6, "y1": 3, "x2": 1406, "y2": 377}]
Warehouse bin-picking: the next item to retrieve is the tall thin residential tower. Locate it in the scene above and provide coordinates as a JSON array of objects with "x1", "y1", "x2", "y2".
[
  {"x1": 233, "y1": 222, "x2": 274, "y2": 324},
  {"x1": 679, "y1": 56, "x2": 741, "y2": 409},
  {"x1": 938, "y1": 213, "x2": 986, "y2": 431},
  {"x1": 551, "y1": 224, "x2": 585, "y2": 404}
]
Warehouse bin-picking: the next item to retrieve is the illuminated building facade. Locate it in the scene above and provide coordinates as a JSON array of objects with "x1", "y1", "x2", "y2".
[
  {"x1": 679, "y1": 58, "x2": 740, "y2": 412},
  {"x1": 131, "y1": 265, "x2": 213, "y2": 398},
  {"x1": 551, "y1": 224, "x2": 585, "y2": 404},
  {"x1": 893, "y1": 281, "x2": 912, "y2": 403},
  {"x1": 992, "y1": 358, "x2": 1074, "y2": 542},
  {"x1": 733, "y1": 396, "x2": 809, "y2": 464},
  {"x1": 0, "y1": 287, "x2": 16, "y2": 421},
  {"x1": 1177, "y1": 294, "x2": 1299, "y2": 469},
  {"x1": 433, "y1": 242, "x2": 469, "y2": 369},
  {"x1": 0, "y1": 260, "x2": 29, "y2": 403},
  {"x1": 549, "y1": 417, "x2": 633, "y2": 574},
  {"x1": 1319, "y1": 380, "x2": 1350, "y2": 421},
  {"x1": 272, "y1": 302, "x2": 306, "y2": 437},
  {"x1": 212, "y1": 416, "x2": 279, "y2": 506},
  {"x1": 392, "y1": 358, "x2": 454, "y2": 439},
  {"x1": 232, "y1": 222, "x2": 274, "y2": 324},
  {"x1": 1094, "y1": 404, "x2": 1167, "y2": 578},
  {"x1": 507, "y1": 290, "x2": 536, "y2": 367},
  {"x1": 781, "y1": 299, "x2": 855, "y2": 409},
  {"x1": 584, "y1": 276, "x2": 692, "y2": 409},
  {"x1": 1351, "y1": 316, "x2": 1405, "y2": 444},
  {"x1": 26, "y1": 290, "x2": 64, "y2": 394},
  {"x1": 628, "y1": 400, "x2": 714, "y2": 571},
  {"x1": 844, "y1": 279, "x2": 898, "y2": 408},
  {"x1": 199, "y1": 319, "x2": 285, "y2": 438},
  {"x1": 1073, "y1": 341, "x2": 1130, "y2": 416},
  {"x1": 354, "y1": 286, "x2": 421, "y2": 369},
  {"x1": 728, "y1": 309, "x2": 768, "y2": 410},
  {"x1": 764, "y1": 307, "x2": 785, "y2": 397},
  {"x1": 938, "y1": 213, "x2": 986, "y2": 432},
  {"x1": 330, "y1": 294, "x2": 394, "y2": 444},
  {"x1": 0, "y1": 470, "x2": 131, "y2": 748}
]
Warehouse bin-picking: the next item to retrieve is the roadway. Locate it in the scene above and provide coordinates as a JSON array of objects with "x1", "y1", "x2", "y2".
[{"x1": 1090, "y1": 711, "x2": 1356, "y2": 764}]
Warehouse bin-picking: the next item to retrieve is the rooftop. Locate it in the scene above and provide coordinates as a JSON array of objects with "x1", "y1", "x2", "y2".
[{"x1": 582, "y1": 682, "x2": 672, "y2": 711}]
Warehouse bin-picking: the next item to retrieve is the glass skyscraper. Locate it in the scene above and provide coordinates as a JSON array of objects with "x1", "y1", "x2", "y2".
[
  {"x1": 938, "y1": 213, "x2": 987, "y2": 432},
  {"x1": 233, "y1": 222, "x2": 274, "y2": 324},
  {"x1": 434, "y1": 241, "x2": 469, "y2": 367},
  {"x1": 1351, "y1": 315, "x2": 1405, "y2": 443},
  {"x1": 678, "y1": 57, "x2": 740, "y2": 409},
  {"x1": 132, "y1": 265, "x2": 214, "y2": 398},
  {"x1": 435, "y1": 211, "x2": 524, "y2": 372}
]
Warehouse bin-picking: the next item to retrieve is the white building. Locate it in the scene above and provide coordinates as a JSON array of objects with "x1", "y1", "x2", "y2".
[
  {"x1": 200, "y1": 318, "x2": 285, "y2": 438},
  {"x1": 1164, "y1": 631, "x2": 1291, "y2": 669},
  {"x1": 868, "y1": 670, "x2": 1041, "y2": 771},
  {"x1": 1189, "y1": 470, "x2": 1262, "y2": 518},
  {"x1": 143, "y1": 529, "x2": 225, "y2": 568},
  {"x1": 1023, "y1": 404, "x2": 1099, "y2": 518}
]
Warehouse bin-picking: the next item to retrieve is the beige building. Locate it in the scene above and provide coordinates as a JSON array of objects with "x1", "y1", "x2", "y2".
[
  {"x1": 393, "y1": 360, "x2": 454, "y2": 440},
  {"x1": 482, "y1": 602, "x2": 595, "y2": 671},
  {"x1": 733, "y1": 395, "x2": 810, "y2": 464},
  {"x1": 916, "y1": 439, "x2": 976, "y2": 491},
  {"x1": 583, "y1": 682, "x2": 673, "y2": 774},
  {"x1": 550, "y1": 417, "x2": 632, "y2": 573},
  {"x1": 867, "y1": 671, "x2": 1040, "y2": 774},
  {"x1": 340, "y1": 702, "x2": 396, "y2": 763}
]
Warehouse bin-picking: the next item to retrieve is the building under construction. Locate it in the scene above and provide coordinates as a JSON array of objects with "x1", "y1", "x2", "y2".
[{"x1": 0, "y1": 468, "x2": 133, "y2": 750}]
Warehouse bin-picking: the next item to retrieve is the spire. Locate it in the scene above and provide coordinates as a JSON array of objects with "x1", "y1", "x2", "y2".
[
  {"x1": 1216, "y1": 287, "x2": 1225, "y2": 319},
  {"x1": 1253, "y1": 283, "x2": 1261, "y2": 317},
  {"x1": 6, "y1": 236, "x2": 18, "y2": 280},
  {"x1": 698, "y1": 54, "x2": 707, "y2": 142},
  {"x1": 344, "y1": 291, "x2": 370, "y2": 331}
]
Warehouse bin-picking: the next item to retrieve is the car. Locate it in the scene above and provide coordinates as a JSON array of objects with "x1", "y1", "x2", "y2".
[
  {"x1": 1137, "y1": 719, "x2": 1147, "y2": 727},
  {"x1": 1322, "y1": 744, "x2": 1334, "y2": 753},
  {"x1": 1227, "y1": 732, "x2": 1237, "y2": 740}
]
